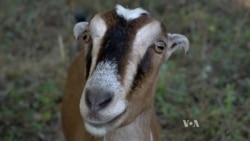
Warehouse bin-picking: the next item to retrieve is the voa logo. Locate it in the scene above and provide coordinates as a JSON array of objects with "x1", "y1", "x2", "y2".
[{"x1": 183, "y1": 120, "x2": 199, "y2": 127}]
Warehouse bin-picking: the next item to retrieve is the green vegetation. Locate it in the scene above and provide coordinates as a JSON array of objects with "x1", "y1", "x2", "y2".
[{"x1": 0, "y1": 0, "x2": 249, "y2": 140}]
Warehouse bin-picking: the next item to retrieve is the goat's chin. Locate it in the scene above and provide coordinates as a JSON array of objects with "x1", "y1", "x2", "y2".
[
  {"x1": 84, "y1": 122, "x2": 108, "y2": 137},
  {"x1": 84, "y1": 110, "x2": 127, "y2": 137},
  {"x1": 84, "y1": 118, "x2": 124, "y2": 137}
]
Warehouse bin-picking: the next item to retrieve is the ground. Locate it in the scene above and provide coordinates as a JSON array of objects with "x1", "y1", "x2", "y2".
[{"x1": 0, "y1": 0, "x2": 249, "y2": 141}]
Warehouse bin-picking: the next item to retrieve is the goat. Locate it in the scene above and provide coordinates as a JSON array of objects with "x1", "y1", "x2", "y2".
[{"x1": 61, "y1": 5, "x2": 189, "y2": 141}]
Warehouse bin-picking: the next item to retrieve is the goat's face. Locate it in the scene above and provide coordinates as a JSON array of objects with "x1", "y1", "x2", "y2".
[{"x1": 74, "y1": 5, "x2": 189, "y2": 136}]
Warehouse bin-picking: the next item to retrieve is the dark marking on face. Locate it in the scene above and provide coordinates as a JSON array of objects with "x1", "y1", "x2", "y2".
[
  {"x1": 97, "y1": 14, "x2": 130, "y2": 75},
  {"x1": 131, "y1": 47, "x2": 153, "y2": 91},
  {"x1": 93, "y1": 10, "x2": 152, "y2": 83}
]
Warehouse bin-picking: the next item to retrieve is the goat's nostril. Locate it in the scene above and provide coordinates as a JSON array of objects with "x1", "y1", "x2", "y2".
[
  {"x1": 85, "y1": 89, "x2": 114, "y2": 111},
  {"x1": 99, "y1": 92, "x2": 113, "y2": 108}
]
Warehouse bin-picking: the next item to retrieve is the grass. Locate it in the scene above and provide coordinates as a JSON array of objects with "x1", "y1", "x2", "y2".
[{"x1": 0, "y1": 0, "x2": 249, "y2": 141}]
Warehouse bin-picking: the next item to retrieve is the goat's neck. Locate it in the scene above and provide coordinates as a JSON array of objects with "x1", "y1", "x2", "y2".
[{"x1": 103, "y1": 108, "x2": 154, "y2": 141}]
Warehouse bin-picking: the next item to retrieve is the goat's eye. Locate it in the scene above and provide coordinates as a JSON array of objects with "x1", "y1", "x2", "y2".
[
  {"x1": 154, "y1": 42, "x2": 165, "y2": 54},
  {"x1": 82, "y1": 32, "x2": 91, "y2": 43}
]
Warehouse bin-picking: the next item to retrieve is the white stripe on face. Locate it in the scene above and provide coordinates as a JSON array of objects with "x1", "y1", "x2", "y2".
[
  {"x1": 89, "y1": 15, "x2": 107, "y2": 76},
  {"x1": 133, "y1": 21, "x2": 162, "y2": 58},
  {"x1": 122, "y1": 21, "x2": 162, "y2": 93}
]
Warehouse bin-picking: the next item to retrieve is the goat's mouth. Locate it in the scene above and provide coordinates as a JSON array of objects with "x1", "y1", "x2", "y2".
[
  {"x1": 85, "y1": 109, "x2": 126, "y2": 128},
  {"x1": 83, "y1": 110, "x2": 126, "y2": 137}
]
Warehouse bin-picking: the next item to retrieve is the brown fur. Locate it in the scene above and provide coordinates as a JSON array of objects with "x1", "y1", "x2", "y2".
[
  {"x1": 61, "y1": 7, "x2": 172, "y2": 141},
  {"x1": 61, "y1": 50, "x2": 162, "y2": 141},
  {"x1": 94, "y1": 10, "x2": 153, "y2": 84}
]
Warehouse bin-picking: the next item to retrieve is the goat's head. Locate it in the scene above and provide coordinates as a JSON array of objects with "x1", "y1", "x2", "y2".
[{"x1": 74, "y1": 5, "x2": 189, "y2": 137}]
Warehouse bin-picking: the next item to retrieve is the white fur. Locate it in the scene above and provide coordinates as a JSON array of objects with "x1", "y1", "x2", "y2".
[
  {"x1": 80, "y1": 61, "x2": 127, "y2": 127},
  {"x1": 73, "y1": 22, "x2": 88, "y2": 39},
  {"x1": 115, "y1": 4, "x2": 148, "y2": 21},
  {"x1": 122, "y1": 21, "x2": 162, "y2": 93},
  {"x1": 89, "y1": 14, "x2": 107, "y2": 38},
  {"x1": 100, "y1": 100, "x2": 126, "y2": 119},
  {"x1": 86, "y1": 61, "x2": 121, "y2": 92},
  {"x1": 89, "y1": 15, "x2": 107, "y2": 75},
  {"x1": 85, "y1": 122, "x2": 107, "y2": 137},
  {"x1": 122, "y1": 60, "x2": 138, "y2": 94},
  {"x1": 133, "y1": 21, "x2": 162, "y2": 58}
]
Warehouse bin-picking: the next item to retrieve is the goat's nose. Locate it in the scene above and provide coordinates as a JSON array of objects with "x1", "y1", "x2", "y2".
[{"x1": 85, "y1": 89, "x2": 114, "y2": 111}]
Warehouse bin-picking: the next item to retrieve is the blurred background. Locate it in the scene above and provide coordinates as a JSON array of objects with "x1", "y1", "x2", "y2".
[{"x1": 0, "y1": 0, "x2": 249, "y2": 141}]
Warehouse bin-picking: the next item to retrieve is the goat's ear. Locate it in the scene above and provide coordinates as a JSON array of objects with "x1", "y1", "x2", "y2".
[
  {"x1": 73, "y1": 22, "x2": 88, "y2": 39},
  {"x1": 166, "y1": 33, "x2": 189, "y2": 59}
]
